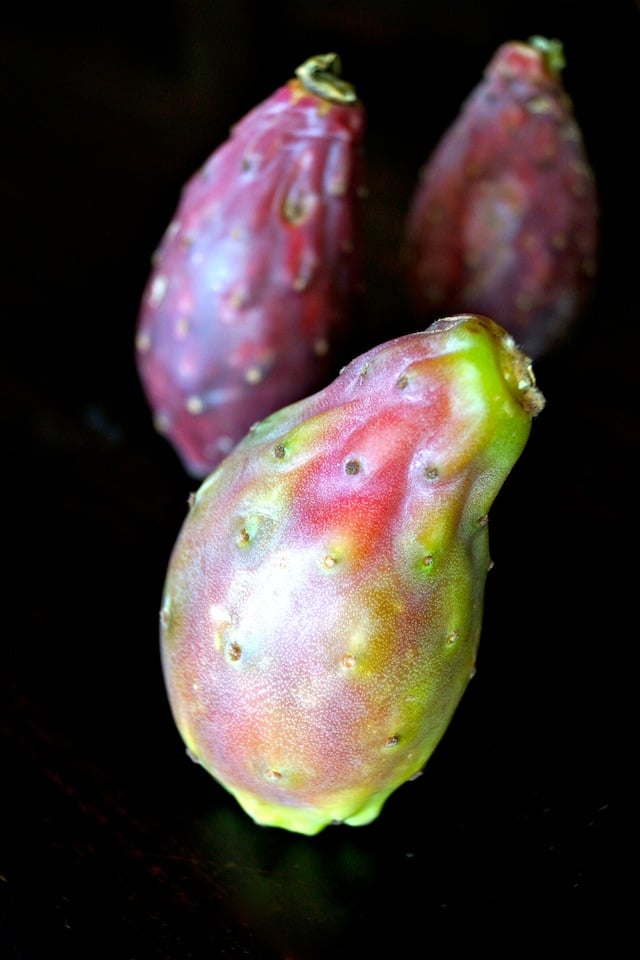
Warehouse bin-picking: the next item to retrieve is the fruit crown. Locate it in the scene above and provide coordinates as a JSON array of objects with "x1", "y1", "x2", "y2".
[
  {"x1": 528, "y1": 35, "x2": 566, "y2": 74},
  {"x1": 294, "y1": 53, "x2": 359, "y2": 105}
]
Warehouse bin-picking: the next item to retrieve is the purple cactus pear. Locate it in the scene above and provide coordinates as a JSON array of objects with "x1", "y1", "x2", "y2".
[
  {"x1": 160, "y1": 314, "x2": 545, "y2": 835},
  {"x1": 402, "y1": 36, "x2": 599, "y2": 360},
  {"x1": 135, "y1": 53, "x2": 366, "y2": 477}
]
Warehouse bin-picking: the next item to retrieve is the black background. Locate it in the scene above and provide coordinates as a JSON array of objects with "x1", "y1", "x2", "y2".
[{"x1": 2, "y1": 2, "x2": 637, "y2": 956}]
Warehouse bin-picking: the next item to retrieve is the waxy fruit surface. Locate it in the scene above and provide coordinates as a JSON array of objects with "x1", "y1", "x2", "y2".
[
  {"x1": 136, "y1": 54, "x2": 366, "y2": 477},
  {"x1": 160, "y1": 314, "x2": 545, "y2": 834}
]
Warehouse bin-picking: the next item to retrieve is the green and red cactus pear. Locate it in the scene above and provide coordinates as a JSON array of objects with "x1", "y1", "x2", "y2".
[
  {"x1": 160, "y1": 314, "x2": 545, "y2": 835},
  {"x1": 402, "y1": 36, "x2": 599, "y2": 360},
  {"x1": 135, "y1": 53, "x2": 366, "y2": 478}
]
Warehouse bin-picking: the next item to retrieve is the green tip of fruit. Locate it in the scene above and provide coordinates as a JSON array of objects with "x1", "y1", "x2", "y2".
[
  {"x1": 528, "y1": 35, "x2": 566, "y2": 74},
  {"x1": 295, "y1": 52, "x2": 359, "y2": 105},
  {"x1": 429, "y1": 314, "x2": 546, "y2": 418},
  {"x1": 225, "y1": 778, "x2": 400, "y2": 835}
]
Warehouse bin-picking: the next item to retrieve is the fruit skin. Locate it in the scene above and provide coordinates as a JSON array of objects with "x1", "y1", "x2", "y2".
[
  {"x1": 135, "y1": 54, "x2": 366, "y2": 478},
  {"x1": 402, "y1": 37, "x2": 599, "y2": 360},
  {"x1": 160, "y1": 314, "x2": 545, "y2": 835}
]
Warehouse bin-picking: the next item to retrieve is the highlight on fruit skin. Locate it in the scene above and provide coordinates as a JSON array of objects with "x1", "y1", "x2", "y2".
[
  {"x1": 135, "y1": 53, "x2": 366, "y2": 478},
  {"x1": 159, "y1": 314, "x2": 545, "y2": 835},
  {"x1": 402, "y1": 35, "x2": 599, "y2": 361}
]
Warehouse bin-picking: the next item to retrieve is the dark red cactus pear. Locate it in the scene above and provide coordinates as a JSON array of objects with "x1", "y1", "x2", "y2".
[
  {"x1": 160, "y1": 314, "x2": 545, "y2": 835},
  {"x1": 402, "y1": 36, "x2": 599, "y2": 360},
  {"x1": 135, "y1": 53, "x2": 366, "y2": 477}
]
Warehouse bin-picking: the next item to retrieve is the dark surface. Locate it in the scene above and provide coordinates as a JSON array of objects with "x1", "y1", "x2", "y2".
[{"x1": 2, "y1": 2, "x2": 637, "y2": 956}]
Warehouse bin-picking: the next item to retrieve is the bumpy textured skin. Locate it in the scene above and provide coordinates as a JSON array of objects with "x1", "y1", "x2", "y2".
[
  {"x1": 160, "y1": 315, "x2": 545, "y2": 835},
  {"x1": 403, "y1": 38, "x2": 599, "y2": 360},
  {"x1": 135, "y1": 59, "x2": 366, "y2": 477}
]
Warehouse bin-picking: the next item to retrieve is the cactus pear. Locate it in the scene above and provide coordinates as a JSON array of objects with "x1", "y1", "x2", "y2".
[
  {"x1": 135, "y1": 53, "x2": 366, "y2": 477},
  {"x1": 402, "y1": 36, "x2": 599, "y2": 360},
  {"x1": 160, "y1": 314, "x2": 545, "y2": 835}
]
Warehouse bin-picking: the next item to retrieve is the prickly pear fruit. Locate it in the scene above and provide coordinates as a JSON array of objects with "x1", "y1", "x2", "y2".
[
  {"x1": 402, "y1": 36, "x2": 599, "y2": 360},
  {"x1": 160, "y1": 314, "x2": 545, "y2": 835},
  {"x1": 135, "y1": 53, "x2": 366, "y2": 478}
]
